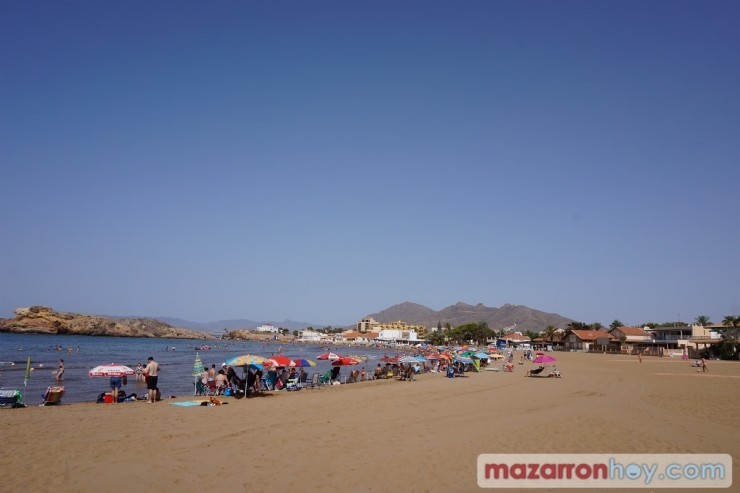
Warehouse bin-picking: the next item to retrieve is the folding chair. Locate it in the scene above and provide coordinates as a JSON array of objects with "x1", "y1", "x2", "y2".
[{"x1": 41, "y1": 386, "x2": 64, "y2": 406}]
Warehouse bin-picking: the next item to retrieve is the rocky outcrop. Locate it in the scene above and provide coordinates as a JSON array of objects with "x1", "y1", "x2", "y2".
[
  {"x1": 222, "y1": 329, "x2": 294, "y2": 342},
  {"x1": 0, "y1": 306, "x2": 212, "y2": 339}
]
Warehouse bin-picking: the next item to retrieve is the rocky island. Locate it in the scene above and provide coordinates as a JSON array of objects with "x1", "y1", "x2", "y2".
[{"x1": 0, "y1": 306, "x2": 213, "y2": 339}]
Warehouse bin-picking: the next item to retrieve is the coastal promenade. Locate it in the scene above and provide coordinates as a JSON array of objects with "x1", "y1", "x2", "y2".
[{"x1": 1, "y1": 351, "x2": 738, "y2": 492}]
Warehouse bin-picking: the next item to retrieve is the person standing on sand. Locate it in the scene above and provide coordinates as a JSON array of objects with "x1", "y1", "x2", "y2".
[
  {"x1": 701, "y1": 358, "x2": 708, "y2": 373},
  {"x1": 56, "y1": 359, "x2": 64, "y2": 380},
  {"x1": 145, "y1": 356, "x2": 160, "y2": 403},
  {"x1": 638, "y1": 351, "x2": 642, "y2": 364},
  {"x1": 110, "y1": 374, "x2": 122, "y2": 404}
]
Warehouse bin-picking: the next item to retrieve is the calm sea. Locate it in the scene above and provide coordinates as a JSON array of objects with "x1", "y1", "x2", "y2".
[{"x1": 0, "y1": 333, "x2": 391, "y2": 404}]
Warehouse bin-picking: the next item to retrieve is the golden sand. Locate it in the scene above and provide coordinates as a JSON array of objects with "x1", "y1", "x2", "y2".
[{"x1": 2, "y1": 352, "x2": 738, "y2": 492}]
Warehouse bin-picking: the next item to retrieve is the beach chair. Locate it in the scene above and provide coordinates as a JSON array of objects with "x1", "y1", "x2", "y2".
[
  {"x1": 298, "y1": 372, "x2": 309, "y2": 389},
  {"x1": 306, "y1": 372, "x2": 320, "y2": 389},
  {"x1": 319, "y1": 370, "x2": 332, "y2": 386},
  {"x1": 0, "y1": 389, "x2": 24, "y2": 408},
  {"x1": 526, "y1": 366, "x2": 545, "y2": 377},
  {"x1": 41, "y1": 386, "x2": 64, "y2": 406},
  {"x1": 286, "y1": 378, "x2": 300, "y2": 391}
]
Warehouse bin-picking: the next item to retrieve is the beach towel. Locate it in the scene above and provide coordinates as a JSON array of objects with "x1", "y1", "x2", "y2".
[{"x1": 171, "y1": 401, "x2": 207, "y2": 407}]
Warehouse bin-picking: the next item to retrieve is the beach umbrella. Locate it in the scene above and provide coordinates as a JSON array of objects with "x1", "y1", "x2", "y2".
[
  {"x1": 264, "y1": 355, "x2": 293, "y2": 367},
  {"x1": 317, "y1": 352, "x2": 340, "y2": 361},
  {"x1": 21, "y1": 357, "x2": 31, "y2": 402},
  {"x1": 193, "y1": 352, "x2": 204, "y2": 377},
  {"x1": 192, "y1": 352, "x2": 205, "y2": 395},
  {"x1": 488, "y1": 353, "x2": 504, "y2": 359},
  {"x1": 292, "y1": 358, "x2": 317, "y2": 367},
  {"x1": 399, "y1": 356, "x2": 420, "y2": 364},
  {"x1": 224, "y1": 354, "x2": 268, "y2": 367},
  {"x1": 532, "y1": 354, "x2": 557, "y2": 364},
  {"x1": 88, "y1": 364, "x2": 135, "y2": 377},
  {"x1": 454, "y1": 356, "x2": 474, "y2": 364},
  {"x1": 224, "y1": 355, "x2": 269, "y2": 392},
  {"x1": 331, "y1": 357, "x2": 360, "y2": 366},
  {"x1": 379, "y1": 355, "x2": 400, "y2": 364}
]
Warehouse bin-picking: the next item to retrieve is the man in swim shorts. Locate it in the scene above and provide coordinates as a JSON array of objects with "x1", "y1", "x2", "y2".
[
  {"x1": 144, "y1": 356, "x2": 160, "y2": 403},
  {"x1": 110, "y1": 375, "x2": 122, "y2": 404}
]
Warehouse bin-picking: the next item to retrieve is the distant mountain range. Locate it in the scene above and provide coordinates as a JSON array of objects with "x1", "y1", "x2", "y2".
[
  {"x1": 1, "y1": 302, "x2": 574, "y2": 337},
  {"x1": 117, "y1": 301, "x2": 574, "y2": 334},
  {"x1": 367, "y1": 301, "x2": 574, "y2": 333}
]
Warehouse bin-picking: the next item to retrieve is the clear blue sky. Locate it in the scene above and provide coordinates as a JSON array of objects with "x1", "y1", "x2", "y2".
[{"x1": 2, "y1": 1, "x2": 738, "y2": 328}]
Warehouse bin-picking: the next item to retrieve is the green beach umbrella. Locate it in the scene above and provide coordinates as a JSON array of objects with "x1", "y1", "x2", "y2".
[{"x1": 193, "y1": 352, "x2": 204, "y2": 377}]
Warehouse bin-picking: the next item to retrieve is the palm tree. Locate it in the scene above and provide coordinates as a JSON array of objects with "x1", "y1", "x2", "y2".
[
  {"x1": 695, "y1": 315, "x2": 712, "y2": 326},
  {"x1": 609, "y1": 319, "x2": 624, "y2": 331},
  {"x1": 542, "y1": 325, "x2": 558, "y2": 342},
  {"x1": 721, "y1": 315, "x2": 740, "y2": 357}
]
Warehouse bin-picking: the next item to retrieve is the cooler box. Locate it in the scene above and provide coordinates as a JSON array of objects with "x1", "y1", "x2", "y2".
[{"x1": 104, "y1": 393, "x2": 113, "y2": 404}]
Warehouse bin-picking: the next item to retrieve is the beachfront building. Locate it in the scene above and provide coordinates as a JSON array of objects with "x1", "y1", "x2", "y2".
[
  {"x1": 357, "y1": 317, "x2": 380, "y2": 333},
  {"x1": 298, "y1": 329, "x2": 326, "y2": 342},
  {"x1": 562, "y1": 329, "x2": 615, "y2": 351},
  {"x1": 502, "y1": 331, "x2": 531, "y2": 348},
  {"x1": 255, "y1": 324, "x2": 279, "y2": 333},
  {"x1": 376, "y1": 328, "x2": 421, "y2": 345},
  {"x1": 645, "y1": 325, "x2": 722, "y2": 356},
  {"x1": 357, "y1": 317, "x2": 427, "y2": 337},
  {"x1": 608, "y1": 326, "x2": 652, "y2": 353},
  {"x1": 337, "y1": 330, "x2": 378, "y2": 345}
]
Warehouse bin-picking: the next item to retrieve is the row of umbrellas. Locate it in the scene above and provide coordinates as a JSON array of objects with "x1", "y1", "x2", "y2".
[{"x1": 86, "y1": 351, "x2": 557, "y2": 380}]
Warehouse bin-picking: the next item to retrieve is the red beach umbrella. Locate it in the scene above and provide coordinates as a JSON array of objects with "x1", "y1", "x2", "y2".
[
  {"x1": 264, "y1": 355, "x2": 293, "y2": 367},
  {"x1": 88, "y1": 364, "x2": 135, "y2": 377},
  {"x1": 317, "y1": 352, "x2": 340, "y2": 361},
  {"x1": 331, "y1": 357, "x2": 360, "y2": 366}
]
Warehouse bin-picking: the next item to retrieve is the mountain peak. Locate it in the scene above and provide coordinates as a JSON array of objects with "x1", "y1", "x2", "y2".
[{"x1": 369, "y1": 301, "x2": 573, "y2": 332}]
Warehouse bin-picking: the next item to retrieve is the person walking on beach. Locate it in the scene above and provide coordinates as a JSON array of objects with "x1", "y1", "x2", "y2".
[
  {"x1": 701, "y1": 357, "x2": 708, "y2": 373},
  {"x1": 144, "y1": 356, "x2": 160, "y2": 403},
  {"x1": 55, "y1": 359, "x2": 64, "y2": 380}
]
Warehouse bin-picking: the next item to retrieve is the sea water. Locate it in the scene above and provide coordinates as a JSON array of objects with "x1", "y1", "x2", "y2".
[{"x1": 0, "y1": 333, "x2": 390, "y2": 404}]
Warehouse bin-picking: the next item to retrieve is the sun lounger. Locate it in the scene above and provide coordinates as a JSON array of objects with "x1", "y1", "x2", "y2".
[
  {"x1": 526, "y1": 366, "x2": 546, "y2": 377},
  {"x1": 41, "y1": 386, "x2": 64, "y2": 406}
]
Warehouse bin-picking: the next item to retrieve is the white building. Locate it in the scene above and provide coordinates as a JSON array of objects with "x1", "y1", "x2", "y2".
[
  {"x1": 255, "y1": 323, "x2": 279, "y2": 333},
  {"x1": 376, "y1": 328, "x2": 420, "y2": 343},
  {"x1": 298, "y1": 329, "x2": 325, "y2": 342}
]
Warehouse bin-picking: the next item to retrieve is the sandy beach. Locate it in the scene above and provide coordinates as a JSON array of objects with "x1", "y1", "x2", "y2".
[{"x1": 2, "y1": 351, "x2": 738, "y2": 492}]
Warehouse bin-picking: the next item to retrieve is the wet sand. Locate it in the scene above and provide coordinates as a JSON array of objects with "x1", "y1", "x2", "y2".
[{"x1": 2, "y1": 351, "x2": 738, "y2": 492}]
